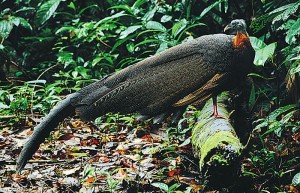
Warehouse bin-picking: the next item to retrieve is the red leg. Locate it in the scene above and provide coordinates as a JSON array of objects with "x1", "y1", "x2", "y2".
[
  {"x1": 213, "y1": 96, "x2": 218, "y2": 117},
  {"x1": 212, "y1": 96, "x2": 227, "y2": 119}
]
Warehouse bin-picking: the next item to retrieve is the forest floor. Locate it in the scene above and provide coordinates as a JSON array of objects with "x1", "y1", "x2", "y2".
[{"x1": 0, "y1": 110, "x2": 299, "y2": 192}]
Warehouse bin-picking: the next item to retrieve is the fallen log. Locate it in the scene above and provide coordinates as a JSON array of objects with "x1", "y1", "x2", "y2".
[{"x1": 191, "y1": 92, "x2": 243, "y2": 187}]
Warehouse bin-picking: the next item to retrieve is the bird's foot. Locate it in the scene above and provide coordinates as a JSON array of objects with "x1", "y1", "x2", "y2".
[
  {"x1": 214, "y1": 114, "x2": 227, "y2": 119},
  {"x1": 213, "y1": 112, "x2": 227, "y2": 119}
]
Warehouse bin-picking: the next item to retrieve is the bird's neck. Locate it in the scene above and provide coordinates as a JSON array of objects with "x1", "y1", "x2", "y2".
[{"x1": 233, "y1": 32, "x2": 250, "y2": 49}]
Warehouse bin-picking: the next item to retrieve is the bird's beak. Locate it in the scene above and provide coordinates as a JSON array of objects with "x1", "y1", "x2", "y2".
[{"x1": 224, "y1": 24, "x2": 231, "y2": 33}]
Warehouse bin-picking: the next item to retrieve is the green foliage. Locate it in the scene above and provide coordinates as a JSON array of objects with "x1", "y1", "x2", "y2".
[
  {"x1": 34, "y1": 0, "x2": 62, "y2": 27},
  {"x1": 270, "y1": 1, "x2": 300, "y2": 24},
  {"x1": 250, "y1": 37, "x2": 276, "y2": 66},
  {"x1": 246, "y1": 1, "x2": 300, "y2": 191},
  {"x1": 292, "y1": 172, "x2": 300, "y2": 186},
  {"x1": 0, "y1": 19, "x2": 13, "y2": 39},
  {"x1": 254, "y1": 104, "x2": 298, "y2": 137},
  {"x1": 151, "y1": 182, "x2": 180, "y2": 193},
  {"x1": 271, "y1": 2, "x2": 300, "y2": 81}
]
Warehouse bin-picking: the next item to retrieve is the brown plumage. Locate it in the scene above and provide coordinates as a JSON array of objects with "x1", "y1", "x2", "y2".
[{"x1": 17, "y1": 19, "x2": 255, "y2": 172}]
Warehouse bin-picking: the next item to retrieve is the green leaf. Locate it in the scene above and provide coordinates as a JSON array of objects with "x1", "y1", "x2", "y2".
[
  {"x1": 72, "y1": 71, "x2": 78, "y2": 78},
  {"x1": 253, "y1": 42, "x2": 277, "y2": 66},
  {"x1": 269, "y1": 3, "x2": 296, "y2": 14},
  {"x1": 286, "y1": 18, "x2": 300, "y2": 44},
  {"x1": 56, "y1": 26, "x2": 76, "y2": 34},
  {"x1": 68, "y1": 2, "x2": 76, "y2": 10},
  {"x1": 11, "y1": 17, "x2": 32, "y2": 30},
  {"x1": 290, "y1": 64, "x2": 300, "y2": 74},
  {"x1": 145, "y1": 21, "x2": 166, "y2": 32},
  {"x1": 34, "y1": 0, "x2": 62, "y2": 26},
  {"x1": 169, "y1": 183, "x2": 180, "y2": 191},
  {"x1": 151, "y1": 182, "x2": 168, "y2": 192},
  {"x1": 94, "y1": 11, "x2": 127, "y2": 28},
  {"x1": 156, "y1": 42, "x2": 168, "y2": 53},
  {"x1": 70, "y1": 153, "x2": 88, "y2": 157},
  {"x1": 271, "y1": 2, "x2": 300, "y2": 23},
  {"x1": 0, "y1": 20, "x2": 13, "y2": 39},
  {"x1": 292, "y1": 172, "x2": 300, "y2": 185},
  {"x1": 0, "y1": 102, "x2": 9, "y2": 110},
  {"x1": 57, "y1": 51, "x2": 75, "y2": 68},
  {"x1": 25, "y1": 80, "x2": 47, "y2": 85},
  {"x1": 249, "y1": 36, "x2": 266, "y2": 50},
  {"x1": 126, "y1": 42, "x2": 135, "y2": 53},
  {"x1": 161, "y1": 15, "x2": 172, "y2": 23},
  {"x1": 110, "y1": 5, "x2": 133, "y2": 14},
  {"x1": 268, "y1": 104, "x2": 296, "y2": 121},
  {"x1": 142, "y1": 7, "x2": 157, "y2": 21},
  {"x1": 133, "y1": 0, "x2": 147, "y2": 9},
  {"x1": 18, "y1": 17, "x2": 33, "y2": 30},
  {"x1": 199, "y1": 0, "x2": 226, "y2": 19},
  {"x1": 172, "y1": 19, "x2": 187, "y2": 38},
  {"x1": 179, "y1": 137, "x2": 191, "y2": 147},
  {"x1": 15, "y1": 7, "x2": 36, "y2": 14},
  {"x1": 119, "y1": 25, "x2": 142, "y2": 39},
  {"x1": 11, "y1": 17, "x2": 20, "y2": 26},
  {"x1": 78, "y1": 4, "x2": 98, "y2": 15},
  {"x1": 134, "y1": 39, "x2": 160, "y2": 48},
  {"x1": 111, "y1": 34, "x2": 136, "y2": 52}
]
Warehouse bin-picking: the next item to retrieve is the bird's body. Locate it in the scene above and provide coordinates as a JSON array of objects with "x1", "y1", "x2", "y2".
[
  {"x1": 17, "y1": 20, "x2": 255, "y2": 172},
  {"x1": 72, "y1": 34, "x2": 244, "y2": 120}
]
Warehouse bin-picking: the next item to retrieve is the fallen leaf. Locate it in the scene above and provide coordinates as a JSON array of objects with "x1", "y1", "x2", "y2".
[
  {"x1": 58, "y1": 177, "x2": 80, "y2": 186},
  {"x1": 58, "y1": 133, "x2": 75, "y2": 141},
  {"x1": 115, "y1": 168, "x2": 128, "y2": 180},
  {"x1": 116, "y1": 143, "x2": 128, "y2": 154},
  {"x1": 62, "y1": 166, "x2": 81, "y2": 176},
  {"x1": 168, "y1": 168, "x2": 180, "y2": 177}
]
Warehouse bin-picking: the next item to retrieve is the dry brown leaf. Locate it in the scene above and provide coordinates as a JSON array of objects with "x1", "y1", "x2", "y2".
[
  {"x1": 168, "y1": 168, "x2": 180, "y2": 177},
  {"x1": 58, "y1": 133, "x2": 75, "y2": 141}
]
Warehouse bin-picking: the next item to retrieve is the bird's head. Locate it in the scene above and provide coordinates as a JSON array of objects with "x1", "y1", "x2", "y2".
[{"x1": 224, "y1": 19, "x2": 248, "y2": 35}]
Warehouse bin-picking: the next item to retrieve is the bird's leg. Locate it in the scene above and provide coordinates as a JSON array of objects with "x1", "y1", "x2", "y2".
[
  {"x1": 212, "y1": 96, "x2": 227, "y2": 119},
  {"x1": 212, "y1": 96, "x2": 219, "y2": 117}
]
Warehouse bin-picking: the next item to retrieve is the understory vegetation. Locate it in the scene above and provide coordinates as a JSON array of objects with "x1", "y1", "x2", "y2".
[{"x1": 0, "y1": 0, "x2": 299, "y2": 192}]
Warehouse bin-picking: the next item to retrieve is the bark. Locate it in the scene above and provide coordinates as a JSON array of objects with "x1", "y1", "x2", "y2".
[{"x1": 191, "y1": 92, "x2": 243, "y2": 186}]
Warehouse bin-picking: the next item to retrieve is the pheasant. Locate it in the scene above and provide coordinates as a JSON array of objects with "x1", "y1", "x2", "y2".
[{"x1": 16, "y1": 19, "x2": 255, "y2": 172}]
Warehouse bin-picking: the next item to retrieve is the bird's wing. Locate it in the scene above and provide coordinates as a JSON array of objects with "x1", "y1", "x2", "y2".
[{"x1": 172, "y1": 73, "x2": 230, "y2": 107}]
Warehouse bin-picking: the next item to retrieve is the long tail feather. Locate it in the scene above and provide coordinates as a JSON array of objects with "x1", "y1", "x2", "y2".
[{"x1": 16, "y1": 93, "x2": 77, "y2": 172}]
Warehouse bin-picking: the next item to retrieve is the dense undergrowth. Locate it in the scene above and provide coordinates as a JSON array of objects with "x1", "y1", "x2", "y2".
[{"x1": 0, "y1": 0, "x2": 299, "y2": 192}]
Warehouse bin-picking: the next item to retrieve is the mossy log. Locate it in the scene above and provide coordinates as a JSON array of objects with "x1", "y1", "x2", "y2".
[{"x1": 191, "y1": 92, "x2": 243, "y2": 186}]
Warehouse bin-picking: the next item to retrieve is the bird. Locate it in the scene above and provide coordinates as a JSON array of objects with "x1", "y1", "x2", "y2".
[{"x1": 16, "y1": 19, "x2": 255, "y2": 172}]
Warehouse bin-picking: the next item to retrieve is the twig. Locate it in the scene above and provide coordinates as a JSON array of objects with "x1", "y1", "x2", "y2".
[
  {"x1": 37, "y1": 63, "x2": 59, "y2": 80},
  {"x1": 96, "y1": 33, "x2": 112, "y2": 48}
]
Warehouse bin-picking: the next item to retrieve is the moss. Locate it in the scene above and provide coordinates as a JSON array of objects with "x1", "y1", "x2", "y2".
[{"x1": 197, "y1": 131, "x2": 242, "y2": 169}]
